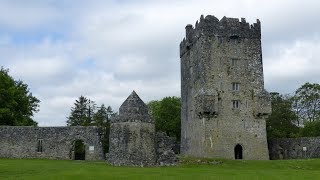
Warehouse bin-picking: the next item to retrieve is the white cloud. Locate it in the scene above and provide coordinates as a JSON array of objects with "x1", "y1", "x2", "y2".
[
  {"x1": 9, "y1": 57, "x2": 70, "y2": 80},
  {"x1": 0, "y1": 0, "x2": 62, "y2": 31},
  {"x1": 1, "y1": 38, "x2": 78, "y2": 88},
  {"x1": 264, "y1": 37, "x2": 320, "y2": 93}
]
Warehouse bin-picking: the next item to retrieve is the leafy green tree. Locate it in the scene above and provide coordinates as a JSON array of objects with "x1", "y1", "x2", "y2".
[
  {"x1": 0, "y1": 67, "x2": 40, "y2": 126},
  {"x1": 266, "y1": 92, "x2": 300, "y2": 139},
  {"x1": 148, "y1": 96, "x2": 181, "y2": 141},
  {"x1": 292, "y1": 82, "x2": 320, "y2": 124},
  {"x1": 66, "y1": 96, "x2": 96, "y2": 126},
  {"x1": 300, "y1": 121, "x2": 320, "y2": 137}
]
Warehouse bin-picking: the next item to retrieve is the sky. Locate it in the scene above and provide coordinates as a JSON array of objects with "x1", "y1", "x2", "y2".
[{"x1": 1, "y1": 0, "x2": 320, "y2": 126}]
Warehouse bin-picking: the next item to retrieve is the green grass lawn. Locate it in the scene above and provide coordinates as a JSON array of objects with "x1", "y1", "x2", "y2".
[{"x1": 1, "y1": 158, "x2": 320, "y2": 180}]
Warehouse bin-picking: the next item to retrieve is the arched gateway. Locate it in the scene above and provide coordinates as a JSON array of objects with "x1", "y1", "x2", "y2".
[{"x1": 234, "y1": 144, "x2": 243, "y2": 159}]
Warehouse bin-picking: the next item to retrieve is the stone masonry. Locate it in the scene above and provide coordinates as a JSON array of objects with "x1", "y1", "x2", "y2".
[
  {"x1": 108, "y1": 91, "x2": 178, "y2": 166},
  {"x1": 108, "y1": 91, "x2": 157, "y2": 166},
  {"x1": 180, "y1": 15, "x2": 271, "y2": 160},
  {"x1": 0, "y1": 126, "x2": 104, "y2": 160},
  {"x1": 269, "y1": 137, "x2": 320, "y2": 160},
  {"x1": 156, "y1": 131, "x2": 178, "y2": 166}
]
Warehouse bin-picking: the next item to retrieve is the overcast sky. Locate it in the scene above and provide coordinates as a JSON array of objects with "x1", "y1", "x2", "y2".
[{"x1": 1, "y1": 0, "x2": 319, "y2": 126}]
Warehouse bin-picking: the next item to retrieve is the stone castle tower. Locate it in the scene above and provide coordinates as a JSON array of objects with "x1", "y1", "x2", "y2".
[
  {"x1": 108, "y1": 91, "x2": 156, "y2": 166},
  {"x1": 180, "y1": 15, "x2": 271, "y2": 160}
]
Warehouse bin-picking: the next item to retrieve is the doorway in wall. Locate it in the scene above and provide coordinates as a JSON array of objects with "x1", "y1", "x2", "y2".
[
  {"x1": 234, "y1": 144, "x2": 243, "y2": 159},
  {"x1": 74, "y1": 140, "x2": 85, "y2": 160}
]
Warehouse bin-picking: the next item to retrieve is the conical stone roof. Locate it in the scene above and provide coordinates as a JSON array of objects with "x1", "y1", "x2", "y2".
[{"x1": 113, "y1": 91, "x2": 153, "y2": 123}]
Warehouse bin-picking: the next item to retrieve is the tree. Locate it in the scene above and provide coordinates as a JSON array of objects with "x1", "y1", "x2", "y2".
[
  {"x1": 66, "y1": 96, "x2": 96, "y2": 126},
  {"x1": 292, "y1": 82, "x2": 320, "y2": 124},
  {"x1": 93, "y1": 104, "x2": 107, "y2": 127},
  {"x1": 93, "y1": 104, "x2": 116, "y2": 153},
  {"x1": 148, "y1": 96, "x2": 181, "y2": 141},
  {"x1": 300, "y1": 120, "x2": 320, "y2": 137},
  {"x1": 266, "y1": 92, "x2": 300, "y2": 139},
  {"x1": 0, "y1": 67, "x2": 40, "y2": 126},
  {"x1": 67, "y1": 98, "x2": 117, "y2": 154}
]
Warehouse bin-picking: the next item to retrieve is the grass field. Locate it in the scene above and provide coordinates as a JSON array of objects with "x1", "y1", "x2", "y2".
[{"x1": 1, "y1": 158, "x2": 320, "y2": 179}]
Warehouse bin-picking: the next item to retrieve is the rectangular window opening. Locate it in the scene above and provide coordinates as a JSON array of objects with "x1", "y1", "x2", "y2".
[
  {"x1": 37, "y1": 139, "x2": 43, "y2": 153},
  {"x1": 231, "y1": 59, "x2": 239, "y2": 66},
  {"x1": 232, "y1": 100, "x2": 240, "y2": 109},
  {"x1": 232, "y1": 83, "x2": 240, "y2": 91}
]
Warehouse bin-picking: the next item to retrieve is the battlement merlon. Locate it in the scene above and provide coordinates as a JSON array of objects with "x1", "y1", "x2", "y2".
[{"x1": 180, "y1": 15, "x2": 261, "y2": 57}]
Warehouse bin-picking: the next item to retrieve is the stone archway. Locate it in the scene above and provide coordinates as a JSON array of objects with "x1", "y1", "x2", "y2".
[
  {"x1": 72, "y1": 140, "x2": 85, "y2": 160},
  {"x1": 234, "y1": 144, "x2": 243, "y2": 160}
]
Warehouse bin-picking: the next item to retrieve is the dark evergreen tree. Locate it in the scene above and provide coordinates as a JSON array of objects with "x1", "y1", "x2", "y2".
[
  {"x1": 93, "y1": 104, "x2": 116, "y2": 153},
  {"x1": 67, "y1": 96, "x2": 96, "y2": 126}
]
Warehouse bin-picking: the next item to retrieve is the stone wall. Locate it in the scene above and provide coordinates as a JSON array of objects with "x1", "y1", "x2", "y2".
[
  {"x1": 0, "y1": 126, "x2": 104, "y2": 160},
  {"x1": 268, "y1": 137, "x2": 320, "y2": 160},
  {"x1": 108, "y1": 122, "x2": 156, "y2": 166},
  {"x1": 180, "y1": 15, "x2": 270, "y2": 160},
  {"x1": 156, "y1": 132, "x2": 178, "y2": 166}
]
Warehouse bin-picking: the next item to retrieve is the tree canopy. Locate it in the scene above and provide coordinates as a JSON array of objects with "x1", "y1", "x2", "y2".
[
  {"x1": 148, "y1": 96, "x2": 181, "y2": 141},
  {"x1": 292, "y1": 82, "x2": 320, "y2": 124},
  {"x1": 300, "y1": 120, "x2": 320, "y2": 137},
  {"x1": 267, "y1": 82, "x2": 320, "y2": 138},
  {"x1": 66, "y1": 96, "x2": 96, "y2": 126},
  {"x1": 0, "y1": 67, "x2": 40, "y2": 126},
  {"x1": 266, "y1": 92, "x2": 300, "y2": 139}
]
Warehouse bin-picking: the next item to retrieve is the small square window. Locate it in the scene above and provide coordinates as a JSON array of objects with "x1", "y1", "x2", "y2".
[
  {"x1": 232, "y1": 83, "x2": 240, "y2": 91},
  {"x1": 231, "y1": 59, "x2": 239, "y2": 66},
  {"x1": 232, "y1": 100, "x2": 240, "y2": 109}
]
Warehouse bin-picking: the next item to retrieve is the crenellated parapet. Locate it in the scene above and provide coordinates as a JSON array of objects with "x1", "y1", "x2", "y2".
[{"x1": 180, "y1": 15, "x2": 261, "y2": 57}]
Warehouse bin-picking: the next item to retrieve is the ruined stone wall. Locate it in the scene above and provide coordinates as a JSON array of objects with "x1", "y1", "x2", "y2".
[
  {"x1": 108, "y1": 122, "x2": 156, "y2": 166},
  {"x1": 156, "y1": 132, "x2": 178, "y2": 166},
  {"x1": 180, "y1": 15, "x2": 271, "y2": 160},
  {"x1": 268, "y1": 137, "x2": 320, "y2": 160},
  {"x1": 0, "y1": 126, "x2": 104, "y2": 160}
]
